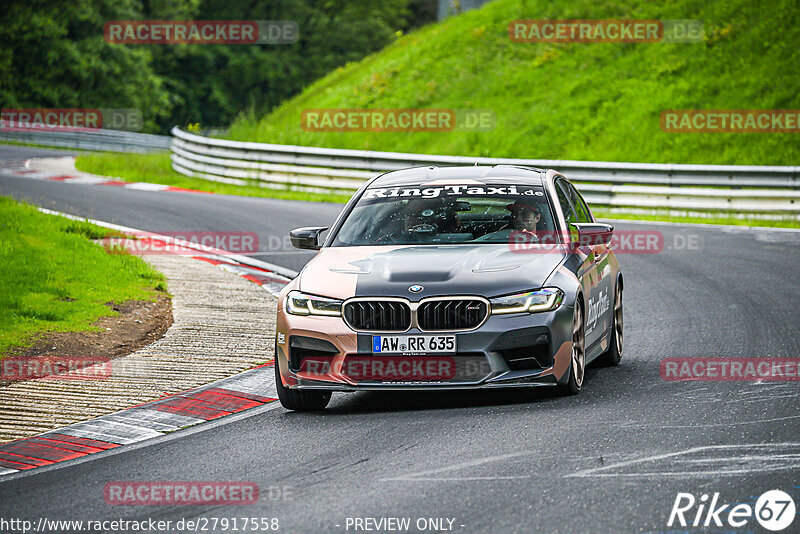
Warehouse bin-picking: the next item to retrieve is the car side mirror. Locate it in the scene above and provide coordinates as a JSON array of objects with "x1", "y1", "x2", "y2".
[
  {"x1": 569, "y1": 223, "x2": 614, "y2": 246},
  {"x1": 290, "y1": 227, "x2": 328, "y2": 250}
]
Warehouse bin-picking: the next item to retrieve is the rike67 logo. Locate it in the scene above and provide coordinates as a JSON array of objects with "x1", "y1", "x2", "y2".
[{"x1": 668, "y1": 490, "x2": 796, "y2": 531}]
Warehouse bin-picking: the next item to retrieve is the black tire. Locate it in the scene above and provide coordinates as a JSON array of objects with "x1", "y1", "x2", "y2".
[
  {"x1": 274, "y1": 356, "x2": 331, "y2": 411},
  {"x1": 557, "y1": 302, "x2": 585, "y2": 396},
  {"x1": 597, "y1": 282, "x2": 623, "y2": 367}
]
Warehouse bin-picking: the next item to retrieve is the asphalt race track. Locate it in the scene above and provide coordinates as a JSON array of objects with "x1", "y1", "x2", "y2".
[{"x1": 1, "y1": 146, "x2": 799, "y2": 533}]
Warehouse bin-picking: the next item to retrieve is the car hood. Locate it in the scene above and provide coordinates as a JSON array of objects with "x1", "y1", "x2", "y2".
[{"x1": 299, "y1": 244, "x2": 566, "y2": 300}]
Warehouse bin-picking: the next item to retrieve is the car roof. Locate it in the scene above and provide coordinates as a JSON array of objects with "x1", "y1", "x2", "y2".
[{"x1": 368, "y1": 165, "x2": 549, "y2": 188}]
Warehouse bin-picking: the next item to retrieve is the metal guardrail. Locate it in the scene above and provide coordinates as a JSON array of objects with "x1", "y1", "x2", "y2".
[
  {"x1": 0, "y1": 129, "x2": 170, "y2": 153},
  {"x1": 169, "y1": 127, "x2": 800, "y2": 213}
]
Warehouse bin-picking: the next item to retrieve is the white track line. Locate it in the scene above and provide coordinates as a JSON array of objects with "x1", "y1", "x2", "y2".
[
  {"x1": 566, "y1": 443, "x2": 800, "y2": 478},
  {"x1": 37, "y1": 207, "x2": 298, "y2": 279},
  {"x1": 381, "y1": 451, "x2": 534, "y2": 481}
]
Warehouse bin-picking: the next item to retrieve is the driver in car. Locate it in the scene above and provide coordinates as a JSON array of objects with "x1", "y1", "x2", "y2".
[
  {"x1": 470, "y1": 198, "x2": 547, "y2": 243},
  {"x1": 507, "y1": 199, "x2": 542, "y2": 233}
]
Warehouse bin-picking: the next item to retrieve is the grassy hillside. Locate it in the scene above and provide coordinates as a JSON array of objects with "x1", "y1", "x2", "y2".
[{"x1": 227, "y1": 0, "x2": 799, "y2": 165}]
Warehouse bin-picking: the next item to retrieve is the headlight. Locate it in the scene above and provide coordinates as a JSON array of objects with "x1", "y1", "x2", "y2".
[
  {"x1": 490, "y1": 288, "x2": 564, "y2": 315},
  {"x1": 285, "y1": 291, "x2": 343, "y2": 316}
]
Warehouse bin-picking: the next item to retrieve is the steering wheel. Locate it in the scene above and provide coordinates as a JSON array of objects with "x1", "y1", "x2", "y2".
[
  {"x1": 408, "y1": 223, "x2": 437, "y2": 234},
  {"x1": 374, "y1": 228, "x2": 401, "y2": 244}
]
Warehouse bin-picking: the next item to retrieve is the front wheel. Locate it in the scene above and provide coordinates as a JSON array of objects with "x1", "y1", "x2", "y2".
[
  {"x1": 274, "y1": 356, "x2": 331, "y2": 411},
  {"x1": 558, "y1": 303, "x2": 585, "y2": 396}
]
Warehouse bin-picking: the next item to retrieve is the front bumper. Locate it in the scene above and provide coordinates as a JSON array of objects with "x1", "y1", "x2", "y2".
[{"x1": 275, "y1": 304, "x2": 574, "y2": 391}]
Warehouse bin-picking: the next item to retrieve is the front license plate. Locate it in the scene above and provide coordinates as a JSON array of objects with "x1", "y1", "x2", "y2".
[{"x1": 372, "y1": 335, "x2": 456, "y2": 354}]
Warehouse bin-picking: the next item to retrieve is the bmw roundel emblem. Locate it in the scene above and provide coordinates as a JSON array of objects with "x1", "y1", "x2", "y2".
[{"x1": 409, "y1": 285, "x2": 424, "y2": 293}]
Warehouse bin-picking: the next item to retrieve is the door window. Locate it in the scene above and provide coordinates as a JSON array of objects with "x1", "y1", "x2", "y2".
[
  {"x1": 555, "y1": 180, "x2": 577, "y2": 226},
  {"x1": 565, "y1": 182, "x2": 593, "y2": 223}
]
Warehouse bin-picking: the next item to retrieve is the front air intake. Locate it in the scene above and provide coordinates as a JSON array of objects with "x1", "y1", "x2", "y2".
[
  {"x1": 343, "y1": 300, "x2": 412, "y2": 332},
  {"x1": 417, "y1": 299, "x2": 488, "y2": 331}
]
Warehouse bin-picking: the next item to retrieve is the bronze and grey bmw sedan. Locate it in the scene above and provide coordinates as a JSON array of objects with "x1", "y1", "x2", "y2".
[{"x1": 274, "y1": 165, "x2": 623, "y2": 410}]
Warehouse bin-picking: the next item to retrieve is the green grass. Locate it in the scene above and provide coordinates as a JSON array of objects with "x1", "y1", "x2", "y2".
[
  {"x1": 0, "y1": 140, "x2": 91, "y2": 152},
  {"x1": 227, "y1": 0, "x2": 800, "y2": 166},
  {"x1": 74, "y1": 152, "x2": 354, "y2": 203},
  {"x1": 593, "y1": 209, "x2": 800, "y2": 228},
  {"x1": 0, "y1": 196, "x2": 167, "y2": 356}
]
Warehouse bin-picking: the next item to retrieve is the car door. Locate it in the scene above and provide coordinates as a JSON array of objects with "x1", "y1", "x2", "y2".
[
  {"x1": 560, "y1": 180, "x2": 612, "y2": 348},
  {"x1": 554, "y1": 179, "x2": 602, "y2": 348}
]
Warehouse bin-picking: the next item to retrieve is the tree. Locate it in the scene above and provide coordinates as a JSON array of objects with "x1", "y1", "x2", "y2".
[
  {"x1": 1, "y1": 0, "x2": 424, "y2": 133},
  {"x1": 0, "y1": 0, "x2": 170, "y2": 132}
]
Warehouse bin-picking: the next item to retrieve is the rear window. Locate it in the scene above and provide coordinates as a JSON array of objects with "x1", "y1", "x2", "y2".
[{"x1": 332, "y1": 183, "x2": 557, "y2": 246}]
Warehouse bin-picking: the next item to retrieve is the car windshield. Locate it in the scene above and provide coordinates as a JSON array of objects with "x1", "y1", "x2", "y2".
[{"x1": 332, "y1": 183, "x2": 557, "y2": 246}]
